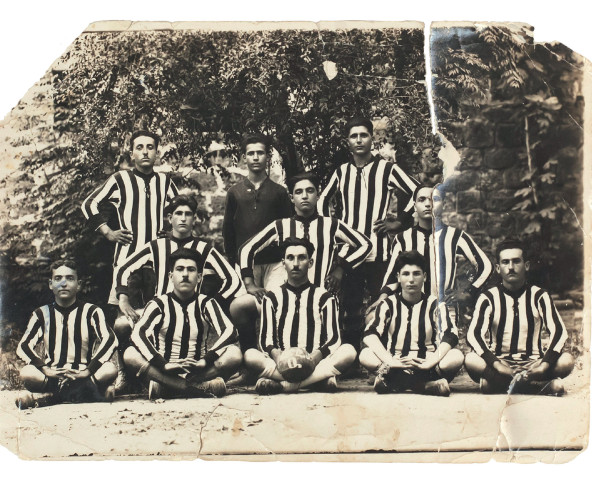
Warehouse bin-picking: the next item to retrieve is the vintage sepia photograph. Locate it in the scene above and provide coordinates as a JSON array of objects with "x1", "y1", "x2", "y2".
[{"x1": 0, "y1": 18, "x2": 589, "y2": 466}]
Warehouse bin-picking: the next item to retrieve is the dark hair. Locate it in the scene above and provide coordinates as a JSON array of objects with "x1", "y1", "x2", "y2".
[
  {"x1": 167, "y1": 195, "x2": 197, "y2": 215},
  {"x1": 413, "y1": 183, "x2": 435, "y2": 201},
  {"x1": 287, "y1": 172, "x2": 320, "y2": 194},
  {"x1": 345, "y1": 116, "x2": 373, "y2": 136},
  {"x1": 280, "y1": 237, "x2": 315, "y2": 259},
  {"x1": 495, "y1": 239, "x2": 528, "y2": 263},
  {"x1": 168, "y1": 247, "x2": 203, "y2": 270},
  {"x1": 241, "y1": 133, "x2": 270, "y2": 154},
  {"x1": 50, "y1": 259, "x2": 79, "y2": 277},
  {"x1": 130, "y1": 130, "x2": 160, "y2": 150},
  {"x1": 394, "y1": 250, "x2": 426, "y2": 275}
]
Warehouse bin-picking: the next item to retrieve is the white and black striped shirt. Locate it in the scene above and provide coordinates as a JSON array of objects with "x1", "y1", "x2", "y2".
[
  {"x1": 131, "y1": 292, "x2": 237, "y2": 369},
  {"x1": 116, "y1": 236, "x2": 241, "y2": 301},
  {"x1": 364, "y1": 293, "x2": 458, "y2": 357},
  {"x1": 17, "y1": 302, "x2": 118, "y2": 374},
  {"x1": 81, "y1": 169, "x2": 178, "y2": 267},
  {"x1": 467, "y1": 284, "x2": 568, "y2": 366},
  {"x1": 381, "y1": 224, "x2": 492, "y2": 299},
  {"x1": 260, "y1": 282, "x2": 340, "y2": 358},
  {"x1": 238, "y1": 213, "x2": 372, "y2": 286},
  {"x1": 317, "y1": 156, "x2": 419, "y2": 262}
]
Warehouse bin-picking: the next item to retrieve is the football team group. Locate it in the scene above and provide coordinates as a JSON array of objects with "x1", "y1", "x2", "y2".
[{"x1": 15, "y1": 116, "x2": 574, "y2": 408}]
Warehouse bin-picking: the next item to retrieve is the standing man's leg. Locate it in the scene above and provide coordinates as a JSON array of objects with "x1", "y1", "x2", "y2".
[
  {"x1": 366, "y1": 261, "x2": 389, "y2": 303},
  {"x1": 341, "y1": 264, "x2": 367, "y2": 350}
]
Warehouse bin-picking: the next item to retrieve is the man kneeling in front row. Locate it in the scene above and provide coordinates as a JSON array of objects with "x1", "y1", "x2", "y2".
[
  {"x1": 360, "y1": 250, "x2": 464, "y2": 396},
  {"x1": 123, "y1": 248, "x2": 242, "y2": 399},
  {"x1": 465, "y1": 239, "x2": 574, "y2": 395},
  {"x1": 245, "y1": 238, "x2": 357, "y2": 394}
]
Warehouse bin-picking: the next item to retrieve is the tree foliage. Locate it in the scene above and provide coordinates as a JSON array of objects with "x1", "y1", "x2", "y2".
[
  {"x1": 431, "y1": 25, "x2": 584, "y2": 287},
  {"x1": 1, "y1": 27, "x2": 431, "y2": 326}
]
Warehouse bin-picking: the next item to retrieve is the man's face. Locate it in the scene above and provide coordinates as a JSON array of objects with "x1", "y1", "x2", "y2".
[
  {"x1": 168, "y1": 205, "x2": 196, "y2": 237},
  {"x1": 432, "y1": 188, "x2": 444, "y2": 218},
  {"x1": 283, "y1": 245, "x2": 313, "y2": 283},
  {"x1": 414, "y1": 187, "x2": 434, "y2": 222},
  {"x1": 397, "y1": 264, "x2": 426, "y2": 294},
  {"x1": 243, "y1": 143, "x2": 268, "y2": 174},
  {"x1": 290, "y1": 180, "x2": 318, "y2": 215},
  {"x1": 131, "y1": 135, "x2": 157, "y2": 169},
  {"x1": 497, "y1": 248, "x2": 529, "y2": 288},
  {"x1": 347, "y1": 126, "x2": 372, "y2": 157},
  {"x1": 49, "y1": 265, "x2": 81, "y2": 303},
  {"x1": 169, "y1": 258, "x2": 201, "y2": 296}
]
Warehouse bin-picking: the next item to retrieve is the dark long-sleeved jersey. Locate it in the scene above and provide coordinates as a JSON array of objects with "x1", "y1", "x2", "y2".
[
  {"x1": 467, "y1": 284, "x2": 568, "y2": 366},
  {"x1": 223, "y1": 177, "x2": 292, "y2": 266},
  {"x1": 260, "y1": 282, "x2": 340, "y2": 358},
  {"x1": 131, "y1": 292, "x2": 237, "y2": 369},
  {"x1": 81, "y1": 169, "x2": 178, "y2": 268},
  {"x1": 317, "y1": 156, "x2": 418, "y2": 262},
  {"x1": 17, "y1": 302, "x2": 118, "y2": 374},
  {"x1": 364, "y1": 292, "x2": 458, "y2": 357},
  {"x1": 238, "y1": 213, "x2": 372, "y2": 286},
  {"x1": 115, "y1": 236, "x2": 241, "y2": 301}
]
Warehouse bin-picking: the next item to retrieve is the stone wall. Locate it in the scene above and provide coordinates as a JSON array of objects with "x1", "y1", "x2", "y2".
[{"x1": 440, "y1": 99, "x2": 584, "y2": 293}]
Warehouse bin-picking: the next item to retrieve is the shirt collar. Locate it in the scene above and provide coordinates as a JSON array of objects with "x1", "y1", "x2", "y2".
[
  {"x1": 170, "y1": 234, "x2": 195, "y2": 246},
  {"x1": 244, "y1": 176, "x2": 269, "y2": 190},
  {"x1": 396, "y1": 290, "x2": 426, "y2": 308},
  {"x1": 415, "y1": 223, "x2": 433, "y2": 235},
  {"x1": 284, "y1": 281, "x2": 313, "y2": 294},
  {"x1": 294, "y1": 211, "x2": 319, "y2": 223},
  {"x1": 500, "y1": 283, "x2": 529, "y2": 299},
  {"x1": 53, "y1": 300, "x2": 79, "y2": 315},
  {"x1": 170, "y1": 291, "x2": 199, "y2": 306},
  {"x1": 349, "y1": 154, "x2": 377, "y2": 170},
  {"x1": 132, "y1": 168, "x2": 155, "y2": 180}
]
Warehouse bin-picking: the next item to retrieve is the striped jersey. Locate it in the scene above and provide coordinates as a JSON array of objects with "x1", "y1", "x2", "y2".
[
  {"x1": 381, "y1": 223, "x2": 492, "y2": 299},
  {"x1": 467, "y1": 284, "x2": 568, "y2": 366},
  {"x1": 364, "y1": 292, "x2": 458, "y2": 357},
  {"x1": 238, "y1": 213, "x2": 372, "y2": 285},
  {"x1": 131, "y1": 292, "x2": 237, "y2": 369},
  {"x1": 116, "y1": 236, "x2": 241, "y2": 301},
  {"x1": 260, "y1": 282, "x2": 340, "y2": 358},
  {"x1": 17, "y1": 302, "x2": 118, "y2": 374},
  {"x1": 81, "y1": 169, "x2": 178, "y2": 267},
  {"x1": 317, "y1": 156, "x2": 419, "y2": 262}
]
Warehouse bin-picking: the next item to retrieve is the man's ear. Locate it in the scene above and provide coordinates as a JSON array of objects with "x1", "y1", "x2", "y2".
[
  {"x1": 308, "y1": 258, "x2": 314, "y2": 268},
  {"x1": 396, "y1": 271, "x2": 401, "y2": 283},
  {"x1": 289, "y1": 193, "x2": 294, "y2": 203},
  {"x1": 48, "y1": 278, "x2": 53, "y2": 290},
  {"x1": 525, "y1": 261, "x2": 530, "y2": 271},
  {"x1": 495, "y1": 263, "x2": 501, "y2": 274}
]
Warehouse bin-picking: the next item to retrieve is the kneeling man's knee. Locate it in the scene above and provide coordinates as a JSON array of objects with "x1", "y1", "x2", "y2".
[
  {"x1": 122, "y1": 346, "x2": 145, "y2": 372},
  {"x1": 554, "y1": 352, "x2": 575, "y2": 379}
]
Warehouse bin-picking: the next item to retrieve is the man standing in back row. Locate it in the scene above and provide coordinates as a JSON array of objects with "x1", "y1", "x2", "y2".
[
  {"x1": 81, "y1": 130, "x2": 179, "y2": 318},
  {"x1": 317, "y1": 117, "x2": 419, "y2": 350},
  {"x1": 223, "y1": 133, "x2": 292, "y2": 352}
]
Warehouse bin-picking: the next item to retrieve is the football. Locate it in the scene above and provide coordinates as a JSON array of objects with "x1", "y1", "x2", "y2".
[{"x1": 277, "y1": 347, "x2": 315, "y2": 383}]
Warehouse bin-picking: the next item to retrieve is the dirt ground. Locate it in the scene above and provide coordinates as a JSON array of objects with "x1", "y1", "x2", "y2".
[{"x1": 0, "y1": 368, "x2": 588, "y2": 461}]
